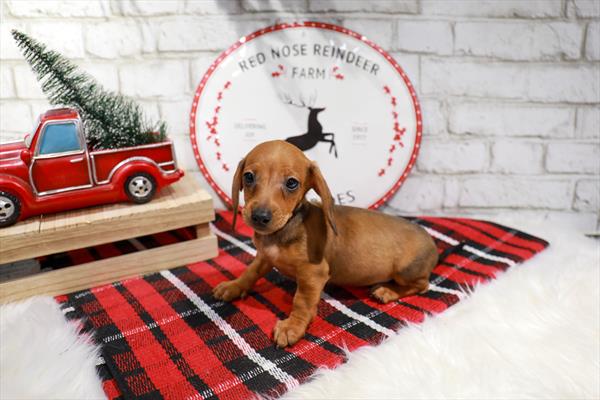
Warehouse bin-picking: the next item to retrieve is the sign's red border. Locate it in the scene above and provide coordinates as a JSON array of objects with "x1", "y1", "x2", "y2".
[{"x1": 189, "y1": 21, "x2": 423, "y2": 209}]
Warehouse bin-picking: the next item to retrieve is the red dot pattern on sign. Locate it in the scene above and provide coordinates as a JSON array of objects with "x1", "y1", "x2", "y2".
[
  {"x1": 378, "y1": 85, "x2": 407, "y2": 177},
  {"x1": 189, "y1": 21, "x2": 423, "y2": 209},
  {"x1": 203, "y1": 81, "x2": 232, "y2": 173},
  {"x1": 271, "y1": 64, "x2": 285, "y2": 78}
]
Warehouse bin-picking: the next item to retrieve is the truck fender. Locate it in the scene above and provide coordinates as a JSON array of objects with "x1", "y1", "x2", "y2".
[
  {"x1": 110, "y1": 160, "x2": 161, "y2": 189},
  {"x1": 0, "y1": 173, "x2": 34, "y2": 213}
]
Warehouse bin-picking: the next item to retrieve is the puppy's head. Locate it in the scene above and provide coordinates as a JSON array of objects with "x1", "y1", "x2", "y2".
[{"x1": 231, "y1": 140, "x2": 337, "y2": 235}]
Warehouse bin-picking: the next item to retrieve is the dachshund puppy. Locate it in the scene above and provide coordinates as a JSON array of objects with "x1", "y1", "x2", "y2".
[{"x1": 213, "y1": 140, "x2": 438, "y2": 347}]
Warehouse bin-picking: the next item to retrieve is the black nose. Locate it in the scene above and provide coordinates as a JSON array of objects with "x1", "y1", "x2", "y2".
[{"x1": 251, "y1": 208, "x2": 272, "y2": 227}]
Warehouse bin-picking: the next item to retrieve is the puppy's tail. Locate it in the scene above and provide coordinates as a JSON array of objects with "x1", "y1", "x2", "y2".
[{"x1": 438, "y1": 241, "x2": 467, "y2": 262}]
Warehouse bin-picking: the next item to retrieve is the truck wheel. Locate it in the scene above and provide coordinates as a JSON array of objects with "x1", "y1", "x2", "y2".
[
  {"x1": 125, "y1": 173, "x2": 156, "y2": 204},
  {"x1": 0, "y1": 191, "x2": 21, "y2": 228}
]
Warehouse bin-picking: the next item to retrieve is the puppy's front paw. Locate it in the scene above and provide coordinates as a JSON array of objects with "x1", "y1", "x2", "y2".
[
  {"x1": 212, "y1": 280, "x2": 247, "y2": 301},
  {"x1": 273, "y1": 318, "x2": 306, "y2": 348}
]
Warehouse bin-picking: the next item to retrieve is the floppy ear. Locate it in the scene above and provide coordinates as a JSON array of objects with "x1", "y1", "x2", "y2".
[
  {"x1": 309, "y1": 162, "x2": 338, "y2": 235},
  {"x1": 231, "y1": 157, "x2": 245, "y2": 232}
]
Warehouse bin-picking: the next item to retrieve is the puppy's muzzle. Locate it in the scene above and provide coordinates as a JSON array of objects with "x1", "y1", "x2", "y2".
[{"x1": 251, "y1": 207, "x2": 272, "y2": 228}]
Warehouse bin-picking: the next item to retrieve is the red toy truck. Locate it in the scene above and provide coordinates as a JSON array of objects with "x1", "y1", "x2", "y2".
[{"x1": 0, "y1": 108, "x2": 184, "y2": 227}]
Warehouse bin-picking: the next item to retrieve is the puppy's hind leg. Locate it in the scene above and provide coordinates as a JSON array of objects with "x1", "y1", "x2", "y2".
[
  {"x1": 370, "y1": 282, "x2": 403, "y2": 304},
  {"x1": 370, "y1": 278, "x2": 429, "y2": 304},
  {"x1": 371, "y1": 253, "x2": 436, "y2": 304}
]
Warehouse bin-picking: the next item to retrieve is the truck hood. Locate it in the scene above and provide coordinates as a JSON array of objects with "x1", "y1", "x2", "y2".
[
  {"x1": 0, "y1": 140, "x2": 27, "y2": 168},
  {"x1": 0, "y1": 140, "x2": 26, "y2": 157}
]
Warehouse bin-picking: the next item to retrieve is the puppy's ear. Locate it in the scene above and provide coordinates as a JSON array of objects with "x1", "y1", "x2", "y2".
[
  {"x1": 231, "y1": 157, "x2": 245, "y2": 232},
  {"x1": 309, "y1": 162, "x2": 338, "y2": 235}
]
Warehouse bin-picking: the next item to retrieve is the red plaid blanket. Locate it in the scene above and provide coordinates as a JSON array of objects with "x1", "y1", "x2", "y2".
[{"x1": 56, "y1": 211, "x2": 548, "y2": 399}]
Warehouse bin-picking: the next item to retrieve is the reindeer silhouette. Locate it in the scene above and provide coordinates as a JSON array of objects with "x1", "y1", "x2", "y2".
[{"x1": 282, "y1": 93, "x2": 338, "y2": 158}]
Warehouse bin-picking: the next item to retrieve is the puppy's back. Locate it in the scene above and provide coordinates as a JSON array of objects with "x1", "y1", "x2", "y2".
[{"x1": 324, "y1": 205, "x2": 437, "y2": 286}]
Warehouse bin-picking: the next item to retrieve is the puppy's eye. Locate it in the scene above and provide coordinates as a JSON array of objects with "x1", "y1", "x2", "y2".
[
  {"x1": 243, "y1": 172, "x2": 255, "y2": 186},
  {"x1": 285, "y1": 178, "x2": 299, "y2": 191}
]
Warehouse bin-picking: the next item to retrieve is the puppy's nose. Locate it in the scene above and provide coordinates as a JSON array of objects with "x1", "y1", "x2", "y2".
[{"x1": 251, "y1": 208, "x2": 272, "y2": 227}]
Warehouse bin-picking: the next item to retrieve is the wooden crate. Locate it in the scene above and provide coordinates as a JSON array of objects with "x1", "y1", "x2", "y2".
[{"x1": 0, "y1": 175, "x2": 218, "y2": 303}]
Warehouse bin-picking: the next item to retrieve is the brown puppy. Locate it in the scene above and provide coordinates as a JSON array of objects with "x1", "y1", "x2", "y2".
[{"x1": 213, "y1": 140, "x2": 438, "y2": 347}]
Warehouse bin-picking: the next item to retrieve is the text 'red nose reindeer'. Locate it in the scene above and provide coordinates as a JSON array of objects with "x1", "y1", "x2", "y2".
[{"x1": 282, "y1": 93, "x2": 338, "y2": 158}]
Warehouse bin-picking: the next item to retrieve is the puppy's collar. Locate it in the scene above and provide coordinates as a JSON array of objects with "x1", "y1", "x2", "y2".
[
  {"x1": 278, "y1": 201, "x2": 308, "y2": 232},
  {"x1": 290, "y1": 201, "x2": 308, "y2": 221}
]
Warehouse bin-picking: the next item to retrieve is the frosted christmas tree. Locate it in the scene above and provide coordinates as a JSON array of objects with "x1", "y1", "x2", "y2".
[{"x1": 11, "y1": 29, "x2": 167, "y2": 150}]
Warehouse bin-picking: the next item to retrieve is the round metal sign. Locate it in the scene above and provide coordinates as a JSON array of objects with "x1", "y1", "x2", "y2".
[{"x1": 190, "y1": 22, "x2": 422, "y2": 209}]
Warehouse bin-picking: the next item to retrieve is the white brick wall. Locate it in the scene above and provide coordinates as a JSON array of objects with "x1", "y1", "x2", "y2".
[
  {"x1": 449, "y1": 102, "x2": 575, "y2": 137},
  {"x1": 119, "y1": 61, "x2": 189, "y2": 98},
  {"x1": 85, "y1": 22, "x2": 143, "y2": 59},
  {"x1": 6, "y1": 0, "x2": 108, "y2": 18},
  {"x1": 421, "y1": 0, "x2": 564, "y2": 18},
  {"x1": 397, "y1": 21, "x2": 453, "y2": 55},
  {"x1": 310, "y1": 0, "x2": 418, "y2": 14},
  {"x1": 491, "y1": 140, "x2": 545, "y2": 174},
  {"x1": 416, "y1": 140, "x2": 488, "y2": 173},
  {"x1": 458, "y1": 177, "x2": 573, "y2": 209},
  {"x1": 546, "y1": 143, "x2": 600, "y2": 174},
  {"x1": 454, "y1": 21, "x2": 583, "y2": 61},
  {"x1": 572, "y1": 0, "x2": 600, "y2": 17},
  {"x1": 343, "y1": 18, "x2": 394, "y2": 48},
  {"x1": 0, "y1": 66, "x2": 14, "y2": 98},
  {"x1": 586, "y1": 21, "x2": 600, "y2": 60},
  {"x1": 29, "y1": 21, "x2": 85, "y2": 58},
  {"x1": 115, "y1": 0, "x2": 183, "y2": 17},
  {"x1": 574, "y1": 179, "x2": 600, "y2": 211},
  {"x1": 577, "y1": 107, "x2": 600, "y2": 139},
  {"x1": 423, "y1": 59, "x2": 600, "y2": 103},
  {"x1": 1, "y1": 0, "x2": 598, "y2": 232},
  {"x1": 157, "y1": 17, "x2": 268, "y2": 52}
]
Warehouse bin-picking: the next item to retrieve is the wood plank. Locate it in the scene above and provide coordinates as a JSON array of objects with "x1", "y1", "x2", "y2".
[
  {"x1": 0, "y1": 259, "x2": 40, "y2": 282},
  {"x1": 196, "y1": 224, "x2": 211, "y2": 238},
  {"x1": 0, "y1": 176, "x2": 215, "y2": 263},
  {"x1": 0, "y1": 216, "x2": 40, "y2": 237},
  {"x1": 0, "y1": 233, "x2": 218, "y2": 303}
]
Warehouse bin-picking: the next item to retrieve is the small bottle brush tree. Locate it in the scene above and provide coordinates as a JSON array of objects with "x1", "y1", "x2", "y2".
[{"x1": 11, "y1": 30, "x2": 167, "y2": 150}]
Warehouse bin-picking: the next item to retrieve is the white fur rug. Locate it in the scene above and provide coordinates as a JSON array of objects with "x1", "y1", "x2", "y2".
[
  {"x1": 0, "y1": 297, "x2": 105, "y2": 399},
  {"x1": 1, "y1": 217, "x2": 598, "y2": 399}
]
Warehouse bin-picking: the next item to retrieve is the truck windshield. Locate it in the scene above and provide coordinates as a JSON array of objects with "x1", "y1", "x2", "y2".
[{"x1": 38, "y1": 123, "x2": 81, "y2": 155}]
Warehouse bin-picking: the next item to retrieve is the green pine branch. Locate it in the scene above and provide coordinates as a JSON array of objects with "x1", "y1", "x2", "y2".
[{"x1": 11, "y1": 30, "x2": 167, "y2": 150}]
